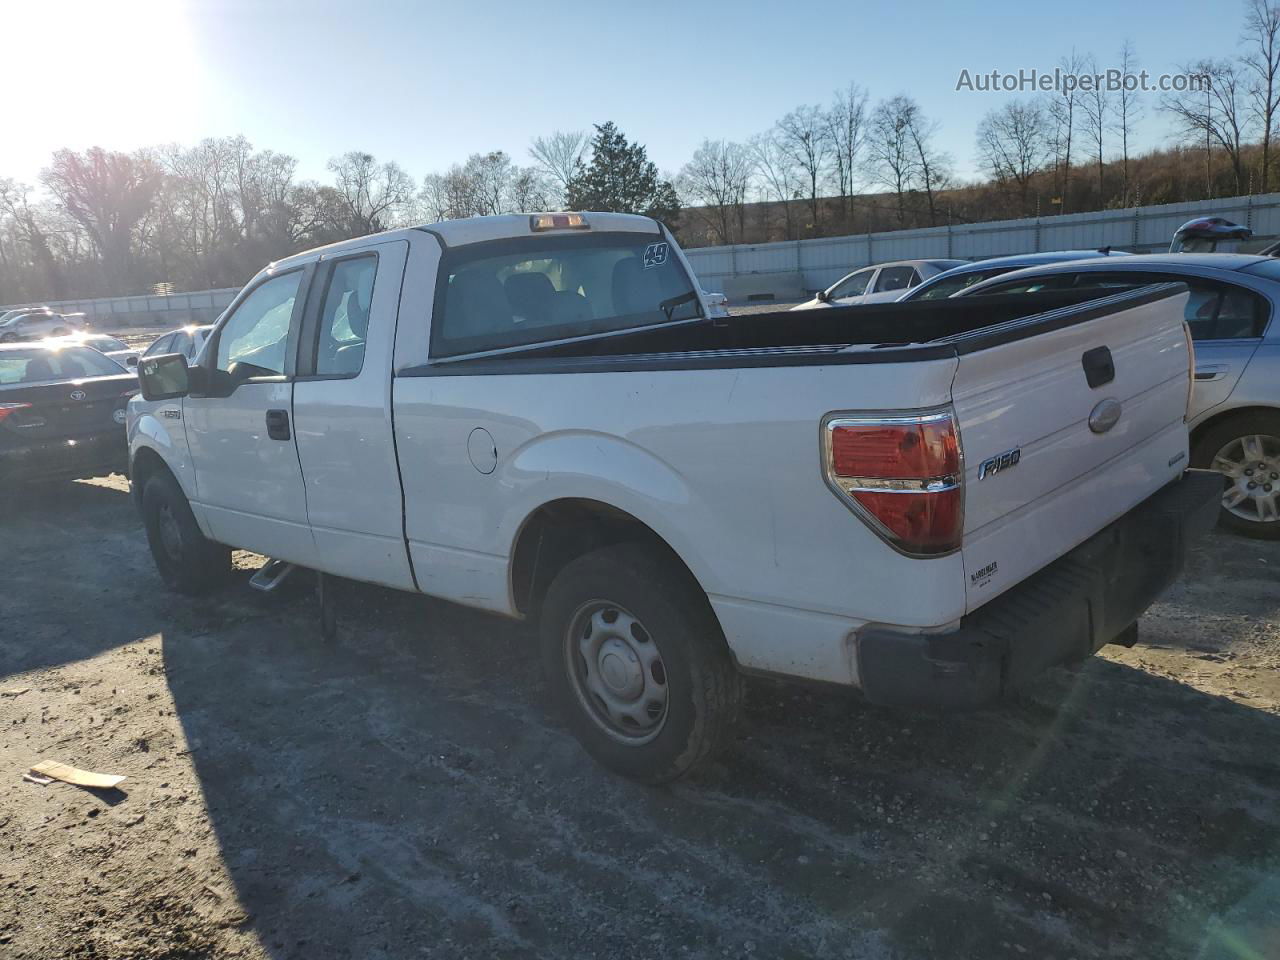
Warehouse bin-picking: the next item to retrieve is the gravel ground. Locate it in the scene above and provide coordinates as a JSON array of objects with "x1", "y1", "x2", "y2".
[{"x1": 1, "y1": 475, "x2": 1278, "y2": 960}]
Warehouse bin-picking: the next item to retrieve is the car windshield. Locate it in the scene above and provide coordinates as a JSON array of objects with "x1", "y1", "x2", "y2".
[
  {"x1": 0, "y1": 346, "x2": 125, "y2": 383},
  {"x1": 432, "y1": 231, "x2": 701, "y2": 358}
]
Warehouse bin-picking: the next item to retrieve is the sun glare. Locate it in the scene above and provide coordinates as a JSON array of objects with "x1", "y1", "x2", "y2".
[{"x1": 9, "y1": 0, "x2": 204, "y2": 176}]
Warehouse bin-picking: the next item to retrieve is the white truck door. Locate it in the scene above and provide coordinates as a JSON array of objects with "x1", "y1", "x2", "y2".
[
  {"x1": 291, "y1": 239, "x2": 416, "y2": 591},
  {"x1": 183, "y1": 266, "x2": 314, "y2": 562}
]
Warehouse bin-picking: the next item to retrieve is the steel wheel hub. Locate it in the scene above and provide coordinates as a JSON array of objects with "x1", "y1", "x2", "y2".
[
  {"x1": 565, "y1": 601, "x2": 669, "y2": 745},
  {"x1": 1212, "y1": 434, "x2": 1280, "y2": 524},
  {"x1": 157, "y1": 504, "x2": 183, "y2": 559}
]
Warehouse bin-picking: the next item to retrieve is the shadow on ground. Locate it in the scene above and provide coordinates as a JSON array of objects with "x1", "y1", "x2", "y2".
[{"x1": 162, "y1": 577, "x2": 1280, "y2": 960}]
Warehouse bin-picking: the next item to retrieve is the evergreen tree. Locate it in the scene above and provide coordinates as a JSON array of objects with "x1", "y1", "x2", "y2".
[{"x1": 565, "y1": 122, "x2": 680, "y2": 224}]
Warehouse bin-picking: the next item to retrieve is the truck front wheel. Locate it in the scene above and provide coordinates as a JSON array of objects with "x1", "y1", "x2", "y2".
[
  {"x1": 540, "y1": 542, "x2": 742, "y2": 783},
  {"x1": 141, "y1": 471, "x2": 231, "y2": 594}
]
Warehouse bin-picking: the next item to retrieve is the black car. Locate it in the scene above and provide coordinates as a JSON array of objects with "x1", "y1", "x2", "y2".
[{"x1": 0, "y1": 342, "x2": 136, "y2": 485}]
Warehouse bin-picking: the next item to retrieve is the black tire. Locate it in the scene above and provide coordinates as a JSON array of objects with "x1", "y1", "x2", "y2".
[
  {"x1": 0, "y1": 332, "x2": 18, "y2": 343},
  {"x1": 540, "y1": 542, "x2": 742, "y2": 784},
  {"x1": 141, "y1": 471, "x2": 232, "y2": 593},
  {"x1": 1192, "y1": 411, "x2": 1280, "y2": 540},
  {"x1": 51, "y1": 327, "x2": 68, "y2": 337}
]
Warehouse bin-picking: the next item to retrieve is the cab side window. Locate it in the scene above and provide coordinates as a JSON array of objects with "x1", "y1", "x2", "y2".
[
  {"x1": 874, "y1": 266, "x2": 919, "y2": 293},
  {"x1": 214, "y1": 271, "x2": 303, "y2": 376},
  {"x1": 314, "y1": 255, "x2": 377, "y2": 376}
]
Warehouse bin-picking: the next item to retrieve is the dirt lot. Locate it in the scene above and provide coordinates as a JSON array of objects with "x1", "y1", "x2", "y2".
[{"x1": 2, "y1": 476, "x2": 1278, "y2": 960}]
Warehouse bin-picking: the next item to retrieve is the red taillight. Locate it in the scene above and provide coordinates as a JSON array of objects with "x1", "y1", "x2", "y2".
[
  {"x1": 824, "y1": 411, "x2": 964, "y2": 556},
  {"x1": 0, "y1": 402, "x2": 32, "y2": 422}
]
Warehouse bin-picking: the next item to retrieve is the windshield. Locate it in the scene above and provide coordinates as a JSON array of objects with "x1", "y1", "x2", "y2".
[{"x1": 432, "y1": 231, "x2": 701, "y2": 358}]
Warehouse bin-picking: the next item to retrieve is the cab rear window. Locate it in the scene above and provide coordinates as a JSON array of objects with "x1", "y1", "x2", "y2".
[{"x1": 431, "y1": 232, "x2": 701, "y2": 359}]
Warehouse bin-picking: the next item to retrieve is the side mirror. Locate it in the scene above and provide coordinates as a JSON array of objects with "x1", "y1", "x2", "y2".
[
  {"x1": 816, "y1": 289, "x2": 831, "y2": 303},
  {"x1": 137, "y1": 353, "x2": 191, "y2": 401},
  {"x1": 126, "y1": 355, "x2": 138, "y2": 368}
]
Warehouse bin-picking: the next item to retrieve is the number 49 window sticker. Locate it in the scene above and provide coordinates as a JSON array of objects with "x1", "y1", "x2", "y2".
[{"x1": 642, "y1": 241, "x2": 669, "y2": 269}]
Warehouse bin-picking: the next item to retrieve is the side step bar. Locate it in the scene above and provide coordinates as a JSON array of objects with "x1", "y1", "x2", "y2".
[{"x1": 248, "y1": 559, "x2": 296, "y2": 593}]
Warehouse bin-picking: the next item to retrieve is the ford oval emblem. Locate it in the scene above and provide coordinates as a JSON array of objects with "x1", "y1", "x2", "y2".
[
  {"x1": 1088, "y1": 398, "x2": 1122, "y2": 434},
  {"x1": 69, "y1": 389, "x2": 86, "y2": 402}
]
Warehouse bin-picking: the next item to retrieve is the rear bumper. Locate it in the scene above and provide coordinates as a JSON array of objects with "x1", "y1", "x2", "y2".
[
  {"x1": 0, "y1": 431, "x2": 128, "y2": 484},
  {"x1": 855, "y1": 469, "x2": 1222, "y2": 709}
]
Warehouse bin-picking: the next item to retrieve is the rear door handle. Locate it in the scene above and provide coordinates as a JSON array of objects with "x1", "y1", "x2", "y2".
[
  {"x1": 265, "y1": 408, "x2": 291, "y2": 441},
  {"x1": 1194, "y1": 364, "x2": 1229, "y2": 382}
]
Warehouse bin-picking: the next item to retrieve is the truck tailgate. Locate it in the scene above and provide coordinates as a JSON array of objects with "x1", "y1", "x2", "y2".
[{"x1": 948, "y1": 285, "x2": 1192, "y2": 612}]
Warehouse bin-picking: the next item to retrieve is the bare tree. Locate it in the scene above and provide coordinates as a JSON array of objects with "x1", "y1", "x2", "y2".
[
  {"x1": 824, "y1": 83, "x2": 869, "y2": 227},
  {"x1": 775, "y1": 105, "x2": 830, "y2": 232},
  {"x1": 677, "y1": 140, "x2": 752, "y2": 243},
  {"x1": 529, "y1": 130, "x2": 588, "y2": 208},
  {"x1": 1163, "y1": 59, "x2": 1250, "y2": 195},
  {"x1": 326, "y1": 151, "x2": 414, "y2": 235},
  {"x1": 1046, "y1": 50, "x2": 1087, "y2": 212},
  {"x1": 1080, "y1": 54, "x2": 1110, "y2": 202},
  {"x1": 41, "y1": 147, "x2": 161, "y2": 294},
  {"x1": 866, "y1": 96, "x2": 919, "y2": 226},
  {"x1": 748, "y1": 132, "x2": 801, "y2": 240},
  {"x1": 1242, "y1": 0, "x2": 1280, "y2": 191},
  {"x1": 902, "y1": 100, "x2": 951, "y2": 225},
  {"x1": 976, "y1": 99, "x2": 1050, "y2": 214},
  {"x1": 0, "y1": 178, "x2": 64, "y2": 297},
  {"x1": 1110, "y1": 39, "x2": 1143, "y2": 204}
]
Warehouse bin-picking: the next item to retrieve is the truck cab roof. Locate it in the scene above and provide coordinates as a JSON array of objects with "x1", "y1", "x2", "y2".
[{"x1": 268, "y1": 212, "x2": 664, "y2": 274}]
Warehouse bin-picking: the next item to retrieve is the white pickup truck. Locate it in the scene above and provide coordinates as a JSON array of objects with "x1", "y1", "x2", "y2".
[{"x1": 129, "y1": 212, "x2": 1221, "y2": 783}]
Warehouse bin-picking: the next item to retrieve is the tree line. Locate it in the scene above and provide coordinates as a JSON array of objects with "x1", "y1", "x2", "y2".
[{"x1": 3, "y1": 0, "x2": 1280, "y2": 304}]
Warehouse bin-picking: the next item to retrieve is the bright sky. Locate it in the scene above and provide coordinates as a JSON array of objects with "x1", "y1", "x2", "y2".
[{"x1": 6, "y1": 0, "x2": 1248, "y2": 191}]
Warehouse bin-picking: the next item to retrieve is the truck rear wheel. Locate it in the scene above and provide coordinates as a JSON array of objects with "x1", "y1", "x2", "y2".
[
  {"x1": 540, "y1": 542, "x2": 742, "y2": 783},
  {"x1": 141, "y1": 471, "x2": 231, "y2": 593}
]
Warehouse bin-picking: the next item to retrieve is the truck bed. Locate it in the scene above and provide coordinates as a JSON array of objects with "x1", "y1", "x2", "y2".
[{"x1": 400, "y1": 285, "x2": 1182, "y2": 375}]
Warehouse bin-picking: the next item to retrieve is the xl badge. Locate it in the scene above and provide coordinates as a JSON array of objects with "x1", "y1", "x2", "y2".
[{"x1": 978, "y1": 446, "x2": 1020, "y2": 480}]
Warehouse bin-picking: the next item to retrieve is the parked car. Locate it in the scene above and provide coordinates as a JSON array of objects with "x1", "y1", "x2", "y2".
[
  {"x1": 791, "y1": 258, "x2": 968, "y2": 310},
  {"x1": 0, "y1": 306, "x2": 55, "y2": 325},
  {"x1": 1170, "y1": 217, "x2": 1253, "y2": 253},
  {"x1": 0, "y1": 342, "x2": 135, "y2": 485},
  {"x1": 959, "y1": 253, "x2": 1280, "y2": 538},
  {"x1": 898, "y1": 249, "x2": 1132, "y2": 301},
  {"x1": 50, "y1": 333, "x2": 140, "y2": 369},
  {"x1": 128, "y1": 211, "x2": 1219, "y2": 782},
  {"x1": 142, "y1": 325, "x2": 215, "y2": 364},
  {"x1": 0, "y1": 310, "x2": 87, "y2": 342}
]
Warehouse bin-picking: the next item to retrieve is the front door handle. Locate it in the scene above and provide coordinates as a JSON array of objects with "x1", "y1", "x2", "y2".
[{"x1": 265, "y1": 408, "x2": 291, "y2": 441}]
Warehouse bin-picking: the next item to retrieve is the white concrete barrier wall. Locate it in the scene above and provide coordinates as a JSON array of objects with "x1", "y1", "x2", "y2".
[{"x1": 684, "y1": 192, "x2": 1280, "y2": 297}]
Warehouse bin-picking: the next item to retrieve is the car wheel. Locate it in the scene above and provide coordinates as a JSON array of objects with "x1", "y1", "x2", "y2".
[
  {"x1": 141, "y1": 471, "x2": 232, "y2": 593},
  {"x1": 0, "y1": 332, "x2": 18, "y2": 343},
  {"x1": 51, "y1": 327, "x2": 69, "y2": 337},
  {"x1": 1192, "y1": 411, "x2": 1280, "y2": 539},
  {"x1": 540, "y1": 542, "x2": 742, "y2": 784}
]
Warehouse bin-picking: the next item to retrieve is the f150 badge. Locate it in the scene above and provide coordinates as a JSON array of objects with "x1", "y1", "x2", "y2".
[{"x1": 978, "y1": 446, "x2": 1020, "y2": 480}]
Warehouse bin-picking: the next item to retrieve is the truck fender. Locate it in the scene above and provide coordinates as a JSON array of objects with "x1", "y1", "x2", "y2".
[
  {"x1": 128, "y1": 404, "x2": 205, "y2": 532},
  {"x1": 495, "y1": 430, "x2": 719, "y2": 601}
]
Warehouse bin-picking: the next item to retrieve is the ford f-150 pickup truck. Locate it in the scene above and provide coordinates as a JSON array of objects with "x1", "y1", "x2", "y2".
[{"x1": 128, "y1": 212, "x2": 1222, "y2": 783}]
